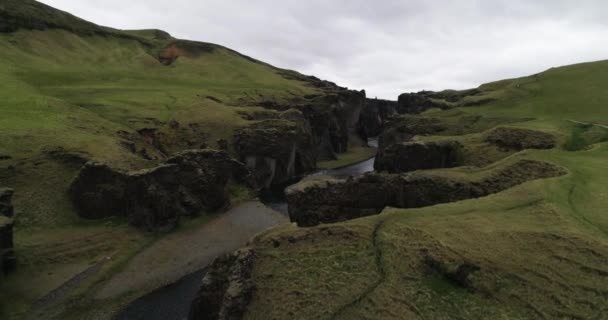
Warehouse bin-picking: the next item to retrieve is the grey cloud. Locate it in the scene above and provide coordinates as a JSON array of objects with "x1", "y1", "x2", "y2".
[{"x1": 39, "y1": 0, "x2": 608, "y2": 99}]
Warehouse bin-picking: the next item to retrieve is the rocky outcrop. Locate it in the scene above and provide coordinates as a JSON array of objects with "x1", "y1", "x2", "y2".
[
  {"x1": 378, "y1": 115, "x2": 446, "y2": 149},
  {"x1": 287, "y1": 160, "x2": 566, "y2": 227},
  {"x1": 234, "y1": 110, "x2": 316, "y2": 188},
  {"x1": 359, "y1": 98, "x2": 397, "y2": 138},
  {"x1": 70, "y1": 149, "x2": 254, "y2": 231},
  {"x1": 375, "y1": 141, "x2": 464, "y2": 173},
  {"x1": 0, "y1": 188, "x2": 16, "y2": 276},
  {"x1": 303, "y1": 90, "x2": 367, "y2": 160},
  {"x1": 397, "y1": 91, "x2": 451, "y2": 114},
  {"x1": 189, "y1": 248, "x2": 256, "y2": 320},
  {"x1": 485, "y1": 127, "x2": 556, "y2": 150}
]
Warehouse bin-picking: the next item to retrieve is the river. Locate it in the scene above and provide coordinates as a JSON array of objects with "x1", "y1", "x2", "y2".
[{"x1": 115, "y1": 139, "x2": 377, "y2": 320}]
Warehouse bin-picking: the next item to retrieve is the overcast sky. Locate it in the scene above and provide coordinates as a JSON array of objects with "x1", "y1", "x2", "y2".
[{"x1": 38, "y1": 0, "x2": 608, "y2": 99}]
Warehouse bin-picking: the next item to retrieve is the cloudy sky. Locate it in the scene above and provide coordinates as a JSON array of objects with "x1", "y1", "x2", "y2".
[{"x1": 39, "y1": 0, "x2": 608, "y2": 99}]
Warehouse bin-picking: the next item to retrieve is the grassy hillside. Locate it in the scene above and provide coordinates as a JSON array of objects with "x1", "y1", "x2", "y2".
[
  {"x1": 0, "y1": 1, "x2": 326, "y2": 318},
  {"x1": 242, "y1": 62, "x2": 608, "y2": 319}
]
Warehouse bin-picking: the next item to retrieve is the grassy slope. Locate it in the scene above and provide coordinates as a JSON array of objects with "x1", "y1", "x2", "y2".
[
  {"x1": 0, "y1": 2, "x2": 318, "y2": 317},
  {"x1": 245, "y1": 62, "x2": 608, "y2": 319}
]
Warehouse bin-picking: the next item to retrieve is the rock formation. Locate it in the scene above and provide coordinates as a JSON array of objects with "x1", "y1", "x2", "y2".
[
  {"x1": 0, "y1": 188, "x2": 15, "y2": 276},
  {"x1": 485, "y1": 127, "x2": 556, "y2": 150},
  {"x1": 189, "y1": 248, "x2": 256, "y2": 320},
  {"x1": 397, "y1": 91, "x2": 451, "y2": 114},
  {"x1": 359, "y1": 98, "x2": 397, "y2": 138},
  {"x1": 375, "y1": 140, "x2": 464, "y2": 173},
  {"x1": 234, "y1": 110, "x2": 316, "y2": 188},
  {"x1": 70, "y1": 149, "x2": 254, "y2": 231},
  {"x1": 378, "y1": 115, "x2": 446, "y2": 149},
  {"x1": 287, "y1": 160, "x2": 566, "y2": 227}
]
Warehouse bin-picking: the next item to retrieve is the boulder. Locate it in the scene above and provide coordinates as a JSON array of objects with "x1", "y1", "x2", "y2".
[
  {"x1": 189, "y1": 248, "x2": 256, "y2": 320},
  {"x1": 287, "y1": 160, "x2": 566, "y2": 227},
  {"x1": 69, "y1": 149, "x2": 253, "y2": 231},
  {"x1": 375, "y1": 141, "x2": 464, "y2": 173},
  {"x1": 0, "y1": 188, "x2": 15, "y2": 276},
  {"x1": 485, "y1": 127, "x2": 556, "y2": 150}
]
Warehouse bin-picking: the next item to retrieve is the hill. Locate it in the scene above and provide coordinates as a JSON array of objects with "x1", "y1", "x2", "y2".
[{"x1": 0, "y1": 1, "x2": 376, "y2": 318}]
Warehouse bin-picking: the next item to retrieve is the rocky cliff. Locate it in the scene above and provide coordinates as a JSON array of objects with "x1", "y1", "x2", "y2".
[
  {"x1": 0, "y1": 188, "x2": 15, "y2": 276},
  {"x1": 287, "y1": 160, "x2": 566, "y2": 227},
  {"x1": 359, "y1": 98, "x2": 397, "y2": 138},
  {"x1": 375, "y1": 140, "x2": 464, "y2": 173},
  {"x1": 189, "y1": 248, "x2": 256, "y2": 320},
  {"x1": 234, "y1": 110, "x2": 316, "y2": 188},
  {"x1": 69, "y1": 150, "x2": 254, "y2": 232}
]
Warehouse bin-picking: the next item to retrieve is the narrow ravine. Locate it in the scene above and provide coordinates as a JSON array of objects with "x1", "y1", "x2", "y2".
[{"x1": 114, "y1": 140, "x2": 379, "y2": 320}]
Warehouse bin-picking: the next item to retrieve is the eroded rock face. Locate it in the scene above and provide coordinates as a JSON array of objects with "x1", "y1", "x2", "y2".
[
  {"x1": 287, "y1": 160, "x2": 566, "y2": 227},
  {"x1": 375, "y1": 141, "x2": 464, "y2": 173},
  {"x1": 234, "y1": 110, "x2": 315, "y2": 188},
  {"x1": 397, "y1": 91, "x2": 450, "y2": 114},
  {"x1": 485, "y1": 127, "x2": 556, "y2": 150},
  {"x1": 0, "y1": 188, "x2": 16, "y2": 276},
  {"x1": 359, "y1": 98, "x2": 398, "y2": 138},
  {"x1": 378, "y1": 115, "x2": 446, "y2": 149},
  {"x1": 189, "y1": 248, "x2": 256, "y2": 320},
  {"x1": 305, "y1": 90, "x2": 367, "y2": 160},
  {"x1": 70, "y1": 150, "x2": 253, "y2": 231}
]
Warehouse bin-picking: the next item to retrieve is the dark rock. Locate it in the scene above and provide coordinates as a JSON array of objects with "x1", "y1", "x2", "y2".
[
  {"x1": 397, "y1": 91, "x2": 451, "y2": 114},
  {"x1": 69, "y1": 150, "x2": 254, "y2": 231},
  {"x1": 69, "y1": 163, "x2": 130, "y2": 220},
  {"x1": 287, "y1": 160, "x2": 566, "y2": 227},
  {"x1": 375, "y1": 141, "x2": 464, "y2": 173},
  {"x1": 378, "y1": 115, "x2": 446, "y2": 149},
  {"x1": 234, "y1": 110, "x2": 316, "y2": 188},
  {"x1": 217, "y1": 139, "x2": 229, "y2": 151},
  {"x1": 189, "y1": 248, "x2": 256, "y2": 320},
  {"x1": 485, "y1": 127, "x2": 556, "y2": 150},
  {"x1": 0, "y1": 188, "x2": 16, "y2": 276},
  {"x1": 359, "y1": 98, "x2": 398, "y2": 138},
  {"x1": 0, "y1": 188, "x2": 14, "y2": 218}
]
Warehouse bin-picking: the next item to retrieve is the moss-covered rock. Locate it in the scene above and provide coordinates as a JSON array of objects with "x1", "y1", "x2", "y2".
[
  {"x1": 287, "y1": 160, "x2": 566, "y2": 227},
  {"x1": 234, "y1": 111, "x2": 316, "y2": 188},
  {"x1": 485, "y1": 127, "x2": 556, "y2": 150},
  {"x1": 378, "y1": 115, "x2": 446, "y2": 149},
  {"x1": 69, "y1": 150, "x2": 253, "y2": 231},
  {"x1": 397, "y1": 91, "x2": 452, "y2": 114},
  {"x1": 375, "y1": 140, "x2": 464, "y2": 173},
  {"x1": 189, "y1": 248, "x2": 256, "y2": 320},
  {"x1": 0, "y1": 188, "x2": 15, "y2": 276}
]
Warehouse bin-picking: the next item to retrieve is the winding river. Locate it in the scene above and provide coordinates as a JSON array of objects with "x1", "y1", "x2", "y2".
[{"x1": 115, "y1": 139, "x2": 377, "y2": 320}]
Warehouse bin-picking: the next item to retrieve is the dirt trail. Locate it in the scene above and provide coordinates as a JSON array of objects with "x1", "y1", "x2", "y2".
[{"x1": 96, "y1": 201, "x2": 288, "y2": 300}]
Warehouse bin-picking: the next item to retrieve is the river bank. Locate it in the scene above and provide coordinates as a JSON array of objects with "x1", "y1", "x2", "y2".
[{"x1": 114, "y1": 140, "x2": 379, "y2": 320}]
